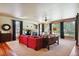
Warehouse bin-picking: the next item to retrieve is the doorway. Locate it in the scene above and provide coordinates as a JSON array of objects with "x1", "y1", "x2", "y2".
[{"x1": 12, "y1": 20, "x2": 23, "y2": 40}]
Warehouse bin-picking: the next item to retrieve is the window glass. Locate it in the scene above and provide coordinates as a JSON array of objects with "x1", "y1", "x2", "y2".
[
  {"x1": 52, "y1": 23, "x2": 60, "y2": 35},
  {"x1": 64, "y1": 21, "x2": 75, "y2": 39}
]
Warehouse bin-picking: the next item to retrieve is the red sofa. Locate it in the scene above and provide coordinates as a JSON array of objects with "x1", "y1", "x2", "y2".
[
  {"x1": 19, "y1": 35, "x2": 29, "y2": 45},
  {"x1": 19, "y1": 35, "x2": 43, "y2": 50}
]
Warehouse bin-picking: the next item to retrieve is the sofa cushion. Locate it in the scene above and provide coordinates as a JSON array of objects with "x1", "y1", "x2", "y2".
[{"x1": 19, "y1": 35, "x2": 28, "y2": 45}]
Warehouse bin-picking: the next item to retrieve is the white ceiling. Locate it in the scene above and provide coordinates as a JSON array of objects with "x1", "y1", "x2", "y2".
[{"x1": 0, "y1": 3, "x2": 79, "y2": 23}]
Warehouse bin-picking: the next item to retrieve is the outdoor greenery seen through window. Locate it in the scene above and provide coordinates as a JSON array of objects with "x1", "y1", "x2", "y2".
[
  {"x1": 64, "y1": 21, "x2": 75, "y2": 36},
  {"x1": 52, "y1": 21, "x2": 75, "y2": 36}
]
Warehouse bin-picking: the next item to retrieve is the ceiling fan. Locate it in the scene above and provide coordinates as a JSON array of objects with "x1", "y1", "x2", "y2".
[{"x1": 45, "y1": 16, "x2": 47, "y2": 22}]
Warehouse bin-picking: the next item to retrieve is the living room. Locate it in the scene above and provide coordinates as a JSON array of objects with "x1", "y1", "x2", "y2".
[{"x1": 0, "y1": 3, "x2": 79, "y2": 56}]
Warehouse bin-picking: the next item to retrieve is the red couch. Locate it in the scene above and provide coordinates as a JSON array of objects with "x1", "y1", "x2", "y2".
[
  {"x1": 19, "y1": 35, "x2": 43, "y2": 50},
  {"x1": 19, "y1": 35, "x2": 29, "y2": 45}
]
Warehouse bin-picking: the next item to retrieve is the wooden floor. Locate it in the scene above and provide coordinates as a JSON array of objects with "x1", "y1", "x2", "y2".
[
  {"x1": 0, "y1": 41, "x2": 79, "y2": 56},
  {"x1": 70, "y1": 45, "x2": 79, "y2": 56},
  {"x1": 0, "y1": 43, "x2": 16, "y2": 56}
]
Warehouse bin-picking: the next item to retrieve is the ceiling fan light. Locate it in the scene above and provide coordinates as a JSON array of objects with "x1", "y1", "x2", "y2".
[{"x1": 45, "y1": 17, "x2": 47, "y2": 22}]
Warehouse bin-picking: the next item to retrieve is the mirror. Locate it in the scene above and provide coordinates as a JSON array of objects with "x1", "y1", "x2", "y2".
[{"x1": 2, "y1": 24, "x2": 11, "y2": 31}]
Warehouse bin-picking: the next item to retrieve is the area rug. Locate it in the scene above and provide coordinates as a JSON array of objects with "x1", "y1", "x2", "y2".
[
  {"x1": 6, "y1": 39, "x2": 75, "y2": 56},
  {"x1": 0, "y1": 43, "x2": 16, "y2": 56}
]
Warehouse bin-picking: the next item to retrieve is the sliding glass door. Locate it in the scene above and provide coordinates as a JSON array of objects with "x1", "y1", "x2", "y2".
[{"x1": 64, "y1": 21, "x2": 75, "y2": 40}]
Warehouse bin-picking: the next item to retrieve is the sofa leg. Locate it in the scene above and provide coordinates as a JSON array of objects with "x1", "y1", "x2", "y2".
[
  {"x1": 35, "y1": 48, "x2": 40, "y2": 51},
  {"x1": 47, "y1": 45, "x2": 50, "y2": 50}
]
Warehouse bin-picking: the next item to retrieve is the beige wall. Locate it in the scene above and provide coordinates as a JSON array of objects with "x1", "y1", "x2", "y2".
[
  {"x1": 22, "y1": 20, "x2": 37, "y2": 34},
  {"x1": 39, "y1": 23, "x2": 49, "y2": 35},
  {"x1": 18, "y1": 19, "x2": 38, "y2": 35},
  {"x1": 0, "y1": 16, "x2": 12, "y2": 33},
  {"x1": 0, "y1": 16, "x2": 38, "y2": 34}
]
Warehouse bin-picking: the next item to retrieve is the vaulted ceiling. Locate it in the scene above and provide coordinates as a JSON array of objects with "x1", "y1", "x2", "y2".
[{"x1": 0, "y1": 3, "x2": 79, "y2": 23}]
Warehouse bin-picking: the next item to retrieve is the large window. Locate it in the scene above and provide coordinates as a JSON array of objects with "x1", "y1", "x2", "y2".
[
  {"x1": 64, "y1": 21, "x2": 75, "y2": 39},
  {"x1": 52, "y1": 23, "x2": 60, "y2": 35}
]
